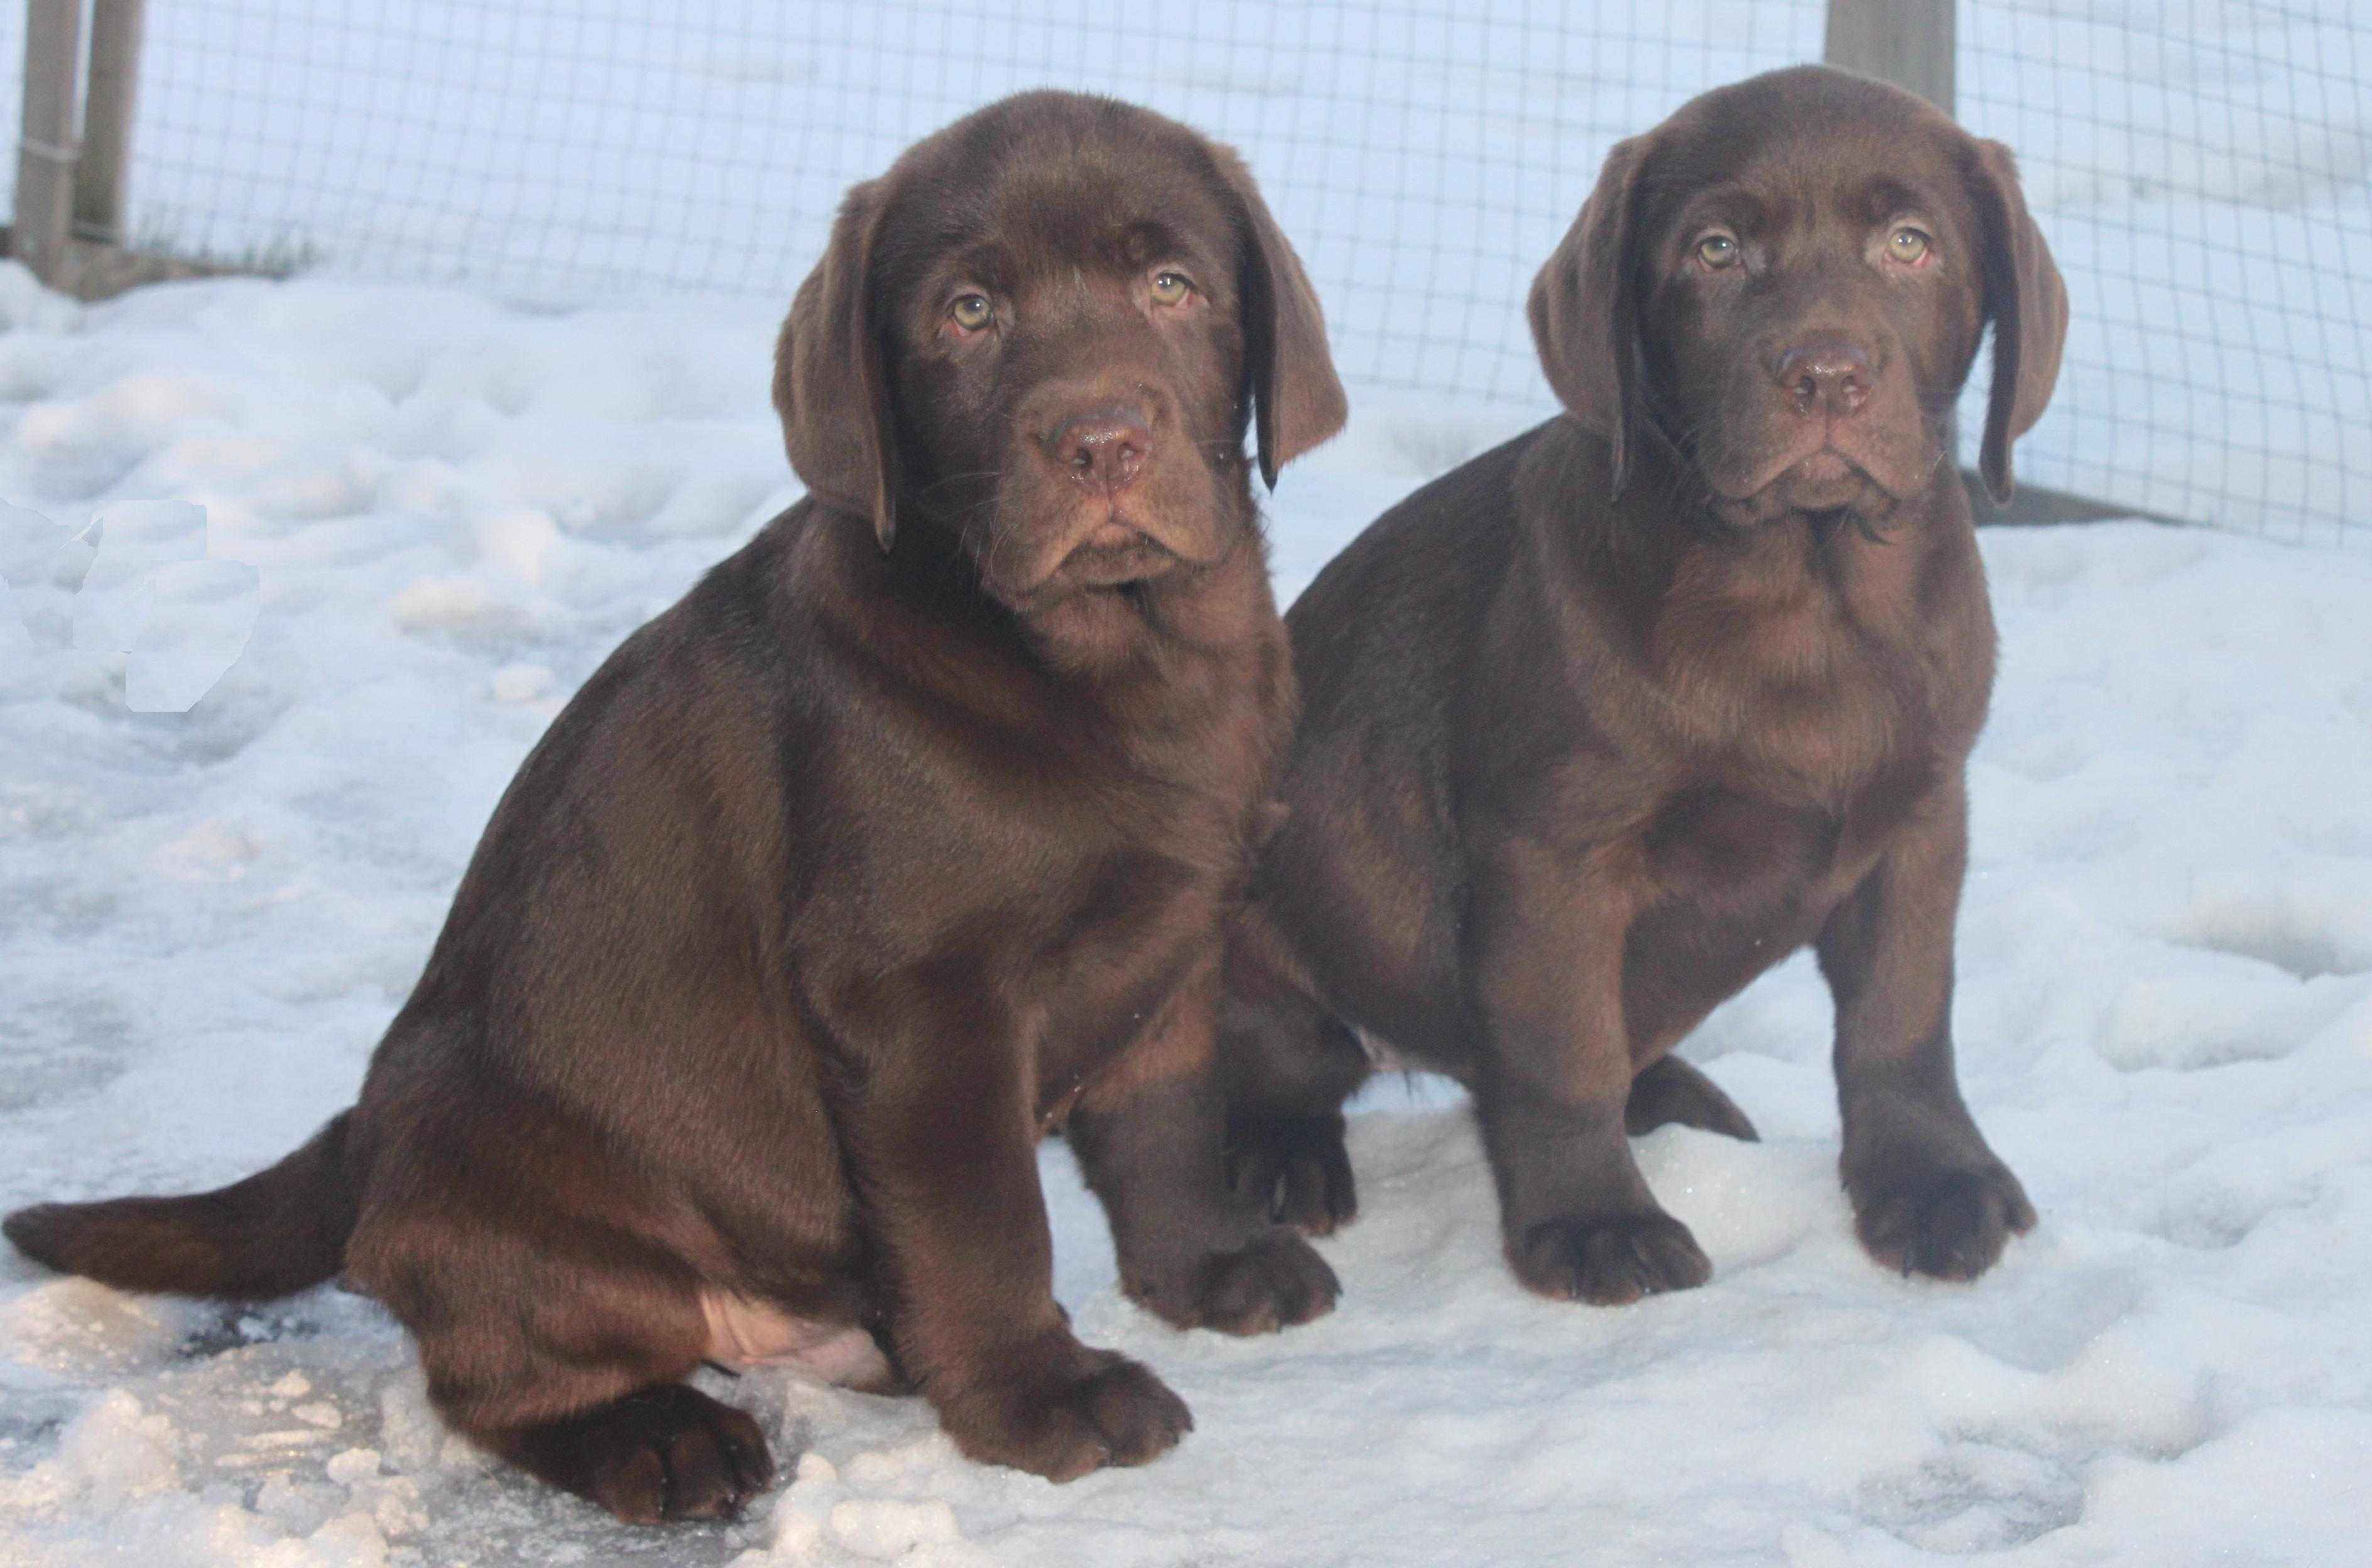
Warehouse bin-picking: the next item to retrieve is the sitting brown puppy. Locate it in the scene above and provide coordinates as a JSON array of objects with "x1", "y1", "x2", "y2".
[
  {"x1": 1218, "y1": 65, "x2": 2064, "y2": 1305},
  {"x1": 4, "y1": 90, "x2": 1346, "y2": 1522}
]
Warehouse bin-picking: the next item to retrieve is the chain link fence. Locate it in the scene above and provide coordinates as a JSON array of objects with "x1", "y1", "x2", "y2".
[{"x1": 6, "y1": 1, "x2": 2367, "y2": 546}]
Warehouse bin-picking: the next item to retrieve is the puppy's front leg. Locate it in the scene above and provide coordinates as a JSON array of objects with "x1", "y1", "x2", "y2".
[
  {"x1": 1820, "y1": 778, "x2": 2035, "y2": 1280},
  {"x1": 849, "y1": 1005, "x2": 1189, "y2": 1482},
  {"x1": 1471, "y1": 836, "x2": 1711, "y2": 1305},
  {"x1": 1069, "y1": 966, "x2": 1340, "y2": 1336}
]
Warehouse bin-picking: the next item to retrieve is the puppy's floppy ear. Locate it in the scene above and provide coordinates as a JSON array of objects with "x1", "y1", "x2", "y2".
[
  {"x1": 1964, "y1": 138, "x2": 2068, "y2": 504},
  {"x1": 1209, "y1": 146, "x2": 1348, "y2": 488},
  {"x1": 1529, "y1": 135, "x2": 1648, "y2": 496},
  {"x1": 776, "y1": 180, "x2": 900, "y2": 549}
]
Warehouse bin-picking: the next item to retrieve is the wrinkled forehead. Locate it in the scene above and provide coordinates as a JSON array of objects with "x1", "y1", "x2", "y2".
[
  {"x1": 1640, "y1": 80, "x2": 1976, "y2": 240},
  {"x1": 873, "y1": 110, "x2": 1242, "y2": 302}
]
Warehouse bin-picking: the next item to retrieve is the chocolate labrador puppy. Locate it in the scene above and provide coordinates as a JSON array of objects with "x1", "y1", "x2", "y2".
[
  {"x1": 6, "y1": 90, "x2": 1347, "y2": 1521},
  {"x1": 1218, "y1": 66, "x2": 2065, "y2": 1304}
]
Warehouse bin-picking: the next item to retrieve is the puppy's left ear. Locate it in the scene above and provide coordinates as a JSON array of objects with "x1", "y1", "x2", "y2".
[
  {"x1": 776, "y1": 180, "x2": 900, "y2": 549},
  {"x1": 1964, "y1": 138, "x2": 2068, "y2": 504},
  {"x1": 1210, "y1": 146, "x2": 1348, "y2": 487}
]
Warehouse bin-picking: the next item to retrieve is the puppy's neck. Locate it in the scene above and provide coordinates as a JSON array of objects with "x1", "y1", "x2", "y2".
[
  {"x1": 1015, "y1": 521, "x2": 1276, "y2": 686},
  {"x1": 1605, "y1": 427, "x2": 1966, "y2": 608}
]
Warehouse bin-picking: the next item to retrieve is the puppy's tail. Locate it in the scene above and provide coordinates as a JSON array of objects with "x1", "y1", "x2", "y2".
[{"x1": 4, "y1": 1112, "x2": 360, "y2": 1300}]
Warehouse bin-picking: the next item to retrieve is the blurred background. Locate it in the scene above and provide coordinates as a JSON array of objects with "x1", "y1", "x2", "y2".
[{"x1": 8, "y1": 0, "x2": 2368, "y2": 546}]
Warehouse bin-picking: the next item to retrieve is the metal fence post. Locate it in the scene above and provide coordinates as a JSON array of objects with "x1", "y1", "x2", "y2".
[
  {"x1": 1824, "y1": 0, "x2": 1955, "y2": 111},
  {"x1": 77, "y1": 0, "x2": 148, "y2": 248},
  {"x1": 13, "y1": 0, "x2": 195, "y2": 299},
  {"x1": 14, "y1": 0, "x2": 85, "y2": 290}
]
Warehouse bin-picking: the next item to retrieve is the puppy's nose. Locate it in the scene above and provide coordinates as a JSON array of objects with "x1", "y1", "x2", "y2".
[
  {"x1": 1775, "y1": 340, "x2": 1873, "y2": 418},
  {"x1": 1052, "y1": 411, "x2": 1151, "y2": 494}
]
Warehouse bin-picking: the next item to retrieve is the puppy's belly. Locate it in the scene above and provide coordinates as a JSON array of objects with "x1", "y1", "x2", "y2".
[{"x1": 700, "y1": 1292, "x2": 895, "y2": 1391}]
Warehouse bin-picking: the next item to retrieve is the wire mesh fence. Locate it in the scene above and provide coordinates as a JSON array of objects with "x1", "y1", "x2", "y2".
[
  {"x1": 102, "y1": 0, "x2": 1830, "y2": 398},
  {"x1": 1959, "y1": 4, "x2": 2369, "y2": 546},
  {"x1": 6, "y1": 1, "x2": 2368, "y2": 547}
]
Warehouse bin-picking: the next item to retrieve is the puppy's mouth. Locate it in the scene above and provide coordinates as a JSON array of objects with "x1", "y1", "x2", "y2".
[
  {"x1": 1058, "y1": 516, "x2": 1182, "y2": 588},
  {"x1": 1774, "y1": 449, "x2": 1872, "y2": 511},
  {"x1": 991, "y1": 506, "x2": 1189, "y2": 607},
  {"x1": 1713, "y1": 436, "x2": 1922, "y2": 527}
]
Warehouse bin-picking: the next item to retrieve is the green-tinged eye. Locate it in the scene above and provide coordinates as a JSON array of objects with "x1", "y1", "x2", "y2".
[
  {"x1": 1695, "y1": 234, "x2": 1739, "y2": 270},
  {"x1": 950, "y1": 293, "x2": 993, "y2": 330},
  {"x1": 1888, "y1": 227, "x2": 1931, "y2": 264},
  {"x1": 1150, "y1": 271, "x2": 1192, "y2": 305}
]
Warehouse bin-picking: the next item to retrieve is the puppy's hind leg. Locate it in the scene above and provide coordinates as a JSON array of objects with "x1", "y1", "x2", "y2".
[
  {"x1": 498, "y1": 1384, "x2": 773, "y2": 1527},
  {"x1": 1625, "y1": 1055, "x2": 1759, "y2": 1143},
  {"x1": 353, "y1": 1210, "x2": 774, "y2": 1525},
  {"x1": 1214, "y1": 925, "x2": 1369, "y2": 1237}
]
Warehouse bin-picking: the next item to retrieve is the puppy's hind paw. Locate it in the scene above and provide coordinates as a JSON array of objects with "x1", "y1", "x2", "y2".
[
  {"x1": 504, "y1": 1383, "x2": 774, "y2": 1526},
  {"x1": 1624, "y1": 1054, "x2": 1758, "y2": 1142}
]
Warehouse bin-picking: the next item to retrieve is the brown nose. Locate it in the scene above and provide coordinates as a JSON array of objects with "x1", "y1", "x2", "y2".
[
  {"x1": 1776, "y1": 340, "x2": 1873, "y2": 418},
  {"x1": 1052, "y1": 410, "x2": 1150, "y2": 494}
]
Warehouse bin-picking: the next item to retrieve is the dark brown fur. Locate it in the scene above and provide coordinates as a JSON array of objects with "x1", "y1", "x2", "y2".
[
  {"x1": 5, "y1": 91, "x2": 1347, "y2": 1521},
  {"x1": 1218, "y1": 66, "x2": 2065, "y2": 1304}
]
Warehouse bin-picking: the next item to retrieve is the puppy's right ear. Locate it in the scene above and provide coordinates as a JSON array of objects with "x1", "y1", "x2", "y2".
[
  {"x1": 776, "y1": 180, "x2": 899, "y2": 550},
  {"x1": 1527, "y1": 136, "x2": 1648, "y2": 496}
]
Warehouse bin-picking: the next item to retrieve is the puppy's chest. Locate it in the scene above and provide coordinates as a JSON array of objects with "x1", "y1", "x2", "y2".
[
  {"x1": 1655, "y1": 587, "x2": 1949, "y2": 800},
  {"x1": 1638, "y1": 616, "x2": 1945, "y2": 898},
  {"x1": 1041, "y1": 828, "x2": 1221, "y2": 961},
  {"x1": 1637, "y1": 763, "x2": 1923, "y2": 904},
  {"x1": 1009, "y1": 825, "x2": 1227, "y2": 1113}
]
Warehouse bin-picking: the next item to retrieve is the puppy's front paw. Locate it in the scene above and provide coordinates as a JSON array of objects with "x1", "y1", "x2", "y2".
[
  {"x1": 1852, "y1": 1161, "x2": 2035, "y2": 1281},
  {"x1": 1227, "y1": 1114, "x2": 1357, "y2": 1236},
  {"x1": 939, "y1": 1341, "x2": 1192, "y2": 1482},
  {"x1": 1127, "y1": 1227, "x2": 1340, "y2": 1335},
  {"x1": 1508, "y1": 1211, "x2": 1711, "y2": 1305}
]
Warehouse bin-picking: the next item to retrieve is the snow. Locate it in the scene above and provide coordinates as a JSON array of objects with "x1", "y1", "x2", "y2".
[{"x1": 2, "y1": 260, "x2": 2369, "y2": 1565}]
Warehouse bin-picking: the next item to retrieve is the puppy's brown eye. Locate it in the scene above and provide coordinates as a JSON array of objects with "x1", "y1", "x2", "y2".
[
  {"x1": 949, "y1": 293, "x2": 994, "y2": 330},
  {"x1": 1695, "y1": 234, "x2": 1740, "y2": 270},
  {"x1": 1887, "y1": 227, "x2": 1931, "y2": 264},
  {"x1": 1150, "y1": 271, "x2": 1192, "y2": 305}
]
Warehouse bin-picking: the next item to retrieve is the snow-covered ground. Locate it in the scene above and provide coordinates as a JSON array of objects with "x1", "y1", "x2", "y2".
[{"x1": 2, "y1": 264, "x2": 2369, "y2": 1565}]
